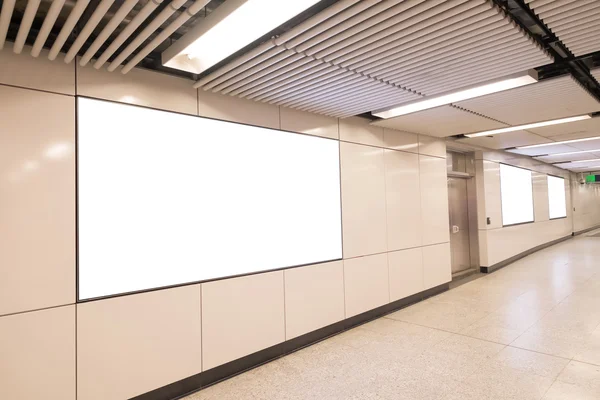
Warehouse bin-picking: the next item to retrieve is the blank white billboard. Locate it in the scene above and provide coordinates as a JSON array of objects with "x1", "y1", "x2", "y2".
[
  {"x1": 500, "y1": 164, "x2": 535, "y2": 226},
  {"x1": 548, "y1": 175, "x2": 567, "y2": 219},
  {"x1": 77, "y1": 98, "x2": 342, "y2": 300}
]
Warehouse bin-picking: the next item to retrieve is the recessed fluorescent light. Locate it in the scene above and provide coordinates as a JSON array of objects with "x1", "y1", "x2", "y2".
[
  {"x1": 535, "y1": 149, "x2": 600, "y2": 158},
  {"x1": 162, "y1": 0, "x2": 319, "y2": 74},
  {"x1": 465, "y1": 115, "x2": 592, "y2": 138},
  {"x1": 516, "y1": 133, "x2": 600, "y2": 149},
  {"x1": 555, "y1": 158, "x2": 600, "y2": 165},
  {"x1": 372, "y1": 71, "x2": 538, "y2": 119}
]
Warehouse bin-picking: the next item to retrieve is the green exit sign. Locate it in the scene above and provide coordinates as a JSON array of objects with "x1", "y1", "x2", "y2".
[{"x1": 586, "y1": 175, "x2": 600, "y2": 183}]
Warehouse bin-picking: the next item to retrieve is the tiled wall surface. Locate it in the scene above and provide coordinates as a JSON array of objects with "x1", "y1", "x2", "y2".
[
  {"x1": 475, "y1": 151, "x2": 575, "y2": 267},
  {"x1": 0, "y1": 49, "x2": 450, "y2": 399}
]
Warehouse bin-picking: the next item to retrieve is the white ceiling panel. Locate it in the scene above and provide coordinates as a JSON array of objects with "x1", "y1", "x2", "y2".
[
  {"x1": 553, "y1": 158, "x2": 600, "y2": 170},
  {"x1": 526, "y1": 116, "x2": 600, "y2": 138},
  {"x1": 371, "y1": 105, "x2": 506, "y2": 137},
  {"x1": 456, "y1": 130, "x2": 552, "y2": 149},
  {"x1": 454, "y1": 75, "x2": 600, "y2": 125},
  {"x1": 536, "y1": 151, "x2": 600, "y2": 163},
  {"x1": 508, "y1": 144, "x2": 584, "y2": 157},
  {"x1": 526, "y1": 0, "x2": 600, "y2": 56},
  {"x1": 195, "y1": 0, "x2": 552, "y2": 118}
]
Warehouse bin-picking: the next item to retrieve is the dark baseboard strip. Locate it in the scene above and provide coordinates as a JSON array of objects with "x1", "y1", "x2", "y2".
[
  {"x1": 480, "y1": 234, "x2": 572, "y2": 274},
  {"x1": 573, "y1": 224, "x2": 600, "y2": 236},
  {"x1": 131, "y1": 282, "x2": 449, "y2": 400}
]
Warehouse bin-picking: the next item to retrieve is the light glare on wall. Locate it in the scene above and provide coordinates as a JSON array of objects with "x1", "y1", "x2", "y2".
[
  {"x1": 162, "y1": 0, "x2": 319, "y2": 74},
  {"x1": 372, "y1": 72, "x2": 538, "y2": 119}
]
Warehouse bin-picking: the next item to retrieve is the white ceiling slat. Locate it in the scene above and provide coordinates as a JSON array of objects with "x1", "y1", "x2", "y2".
[
  {"x1": 457, "y1": 131, "x2": 553, "y2": 149},
  {"x1": 190, "y1": 0, "x2": 551, "y2": 117},
  {"x1": 0, "y1": 0, "x2": 16, "y2": 50},
  {"x1": 527, "y1": 0, "x2": 600, "y2": 56}
]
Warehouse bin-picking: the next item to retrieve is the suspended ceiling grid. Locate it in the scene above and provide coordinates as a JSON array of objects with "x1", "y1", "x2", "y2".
[
  {"x1": 194, "y1": 0, "x2": 552, "y2": 118},
  {"x1": 525, "y1": 0, "x2": 600, "y2": 57}
]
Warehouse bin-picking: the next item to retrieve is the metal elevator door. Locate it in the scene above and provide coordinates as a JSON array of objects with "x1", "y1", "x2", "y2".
[{"x1": 448, "y1": 177, "x2": 471, "y2": 274}]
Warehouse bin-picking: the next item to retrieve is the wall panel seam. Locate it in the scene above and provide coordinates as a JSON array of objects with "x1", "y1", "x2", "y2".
[
  {"x1": 0, "y1": 82, "x2": 75, "y2": 97},
  {"x1": 0, "y1": 302, "x2": 76, "y2": 319}
]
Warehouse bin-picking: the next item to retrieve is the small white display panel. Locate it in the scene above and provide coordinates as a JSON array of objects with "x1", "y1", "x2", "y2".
[
  {"x1": 77, "y1": 98, "x2": 342, "y2": 299},
  {"x1": 500, "y1": 163, "x2": 535, "y2": 226},
  {"x1": 548, "y1": 175, "x2": 567, "y2": 219}
]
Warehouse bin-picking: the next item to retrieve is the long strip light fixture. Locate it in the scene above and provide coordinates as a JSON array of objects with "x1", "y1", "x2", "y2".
[
  {"x1": 464, "y1": 115, "x2": 592, "y2": 138},
  {"x1": 535, "y1": 149, "x2": 600, "y2": 158},
  {"x1": 516, "y1": 133, "x2": 600, "y2": 149},
  {"x1": 554, "y1": 158, "x2": 600, "y2": 165},
  {"x1": 162, "y1": 0, "x2": 320, "y2": 74},
  {"x1": 372, "y1": 71, "x2": 538, "y2": 119}
]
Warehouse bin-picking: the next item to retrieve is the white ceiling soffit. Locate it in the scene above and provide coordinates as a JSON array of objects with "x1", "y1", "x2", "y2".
[
  {"x1": 527, "y1": 117, "x2": 600, "y2": 140},
  {"x1": 509, "y1": 137, "x2": 600, "y2": 157},
  {"x1": 194, "y1": 0, "x2": 552, "y2": 118},
  {"x1": 455, "y1": 75, "x2": 600, "y2": 125},
  {"x1": 371, "y1": 105, "x2": 506, "y2": 137},
  {"x1": 525, "y1": 0, "x2": 600, "y2": 56},
  {"x1": 455, "y1": 129, "x2": 553, "y2": 149},
  {"x1": 535, "y1": 151, "x2": 600, "y2": 163}
]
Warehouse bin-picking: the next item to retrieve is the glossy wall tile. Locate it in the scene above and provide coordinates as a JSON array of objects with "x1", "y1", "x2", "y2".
[
  {"x1": 202, "y1": 271, "x2": 285, "y2": 370},
  {"x1": 344, "y1": 253, "x2": 390, "y2": 317},
  {"x1": 419, "y1": 155, "x2": 451, "y2": 246},
  {"x1": 77, "y1": 285, "x2": 202, "y2": 400},
  {"x1": 0, "y1": 86, "x2": 75, "y2": 316},
  {"x1": 0, "y1": 306, "x2": 75, "y2": 400}
]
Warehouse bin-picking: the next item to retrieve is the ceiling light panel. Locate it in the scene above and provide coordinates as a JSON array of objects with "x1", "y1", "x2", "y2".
[
  {"x1": 535, "y1": 150, "x2": 600, "y2": 163},
  {"x1": 372, "y1": 105, "x2": 506, "y2": 137},
  {"x1": 191, "y1": 0, "x2": 552, "y2": 118},
  {"x1": 456, "y1": 130, "x2": 552, "y2": 150},
  {"x1": 509, "y1": 136, "x2": 600, "y2": 156},
  {"x1": 465, "y1": 115, "x2": 593, "y2": 138},
  {"x1": 455, "y1": 76, "x2": 600, "y2": 125},
  {"x1": 526, "y1": 0, "x2": 600, "y2": 56},
  {"x1": 373, "y1": 71, "x2": 538, "y2": 119}
]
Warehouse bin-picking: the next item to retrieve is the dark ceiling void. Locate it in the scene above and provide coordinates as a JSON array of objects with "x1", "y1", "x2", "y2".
[{"x1": 492, "y1": 0, "x2": 600, "y2": 102}]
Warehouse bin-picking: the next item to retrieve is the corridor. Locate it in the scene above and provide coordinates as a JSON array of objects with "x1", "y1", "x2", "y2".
[{"x1": 188, "y1": 234, "x2": 600, "y2": 400}]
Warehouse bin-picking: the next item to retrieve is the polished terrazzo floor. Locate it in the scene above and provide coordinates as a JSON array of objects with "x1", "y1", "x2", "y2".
[{"x1": 187, "y1": 234, "x2": 600, "y2": 400}]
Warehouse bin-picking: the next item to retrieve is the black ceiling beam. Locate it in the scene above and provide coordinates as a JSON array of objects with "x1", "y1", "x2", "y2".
[{"x1": 492, "y1": 0, "x2": 600, "y2": 102}]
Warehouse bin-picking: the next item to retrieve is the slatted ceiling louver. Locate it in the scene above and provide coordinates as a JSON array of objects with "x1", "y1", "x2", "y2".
[
  {"x1": 455, "y1": 76, "x2": 600, "y2": 126},
  {"x1": 194, "y1": 0, "x2": 551, "y2": 118},
  {"x1": 526, "y1": 0, "x2": 600, "y2": 56}
]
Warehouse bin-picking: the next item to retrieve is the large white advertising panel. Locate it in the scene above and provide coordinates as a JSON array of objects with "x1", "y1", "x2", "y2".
[
  {"x1": 77, "y1": 98, "x2": 342, "y2": 299},
  {"x1": 500, "y1": 164, "x2": 535, "y2": 226},
  {"x1": 548, "y1": 175, "x2": 567, "y2": 219}
]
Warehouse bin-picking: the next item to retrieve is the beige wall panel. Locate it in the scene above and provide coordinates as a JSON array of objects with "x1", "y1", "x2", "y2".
[
  {"x1": 77, "y1": 286, "x2": 201, "y2": 400},
  {"x1": 197, "y1": 89, "x2": 280, "y2": 129},
  {"x1": 0, "y1": 305, "x2": 75, "y2": 400},
  {"x1": 340, "y1": 117, "x2": 384, "y2": 147},
  {"x1": 202, "y1": 271, "x2": 285, "y2": 370},
  {"x1": 423, "y1": 243, "x2": 452, "y2": 289},
  {"x1": 382, "y1": 128, "x2": 419, "y2": 153},
  {"x1": 280, "y1": 107, "x2": 339, "y2": 139},
  {"x1": 284, "y1": 261, "x2": 345, "y2": 340},
  {"x1": 0, "y1": 44, "x2": 75, "y2": 95},
  {"x1": 419, "y1": 155, "x2": 450, "y2": 246},
  {"x1": 385, "y1": 149, "x2": 422, "y2": 251},
  {"x1": 418, "y1": 135, "x2": 447, "y2": 158},
  {"x1": 344, "y1": 254, "x2": 390, "y2": 317},
  {"x1": 388, "y1": 247, "x2": 424, "y2": 301},
  {"x1": 77, "y1": 65, "x2": 197, "y2": 115},
  {"x1": 0, "y1": 86, "x2": 75, "y2": 315},
  {"x1": 340, "y1": 142, "x2": 387, "y2": 258}
]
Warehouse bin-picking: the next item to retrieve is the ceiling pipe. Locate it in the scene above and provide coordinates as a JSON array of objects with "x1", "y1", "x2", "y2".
[
  {"x1": 31, "y1": 0, "x2": 66, "y2": 57},
  {"x1": 0, "y1": 0, "x2": 15, "y2": 50},
  {"x1": 94, "y1": 0, "x2": 163, "y2": 69},
  {"x1": 108, "y1": 0, "x2": 187, "y2": 72},
  {"x1": 48, "y1": 0, "x2": 89, "y2": 60},
  {"x1": 65, "y1": 0, "x2": 115, "y2": 63},
  {"x1": 13, "y1": 0, "x2": 40, "y2": 53},
  {"x1": 79, "y1": 0, "x2": 138, "y2": 66},
  {"x1": 193, "y1": 0, "x2": 362, "y2": 89},
  {"x1": 121, "y1": 0, "x2": 210, "y2": 74}
]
